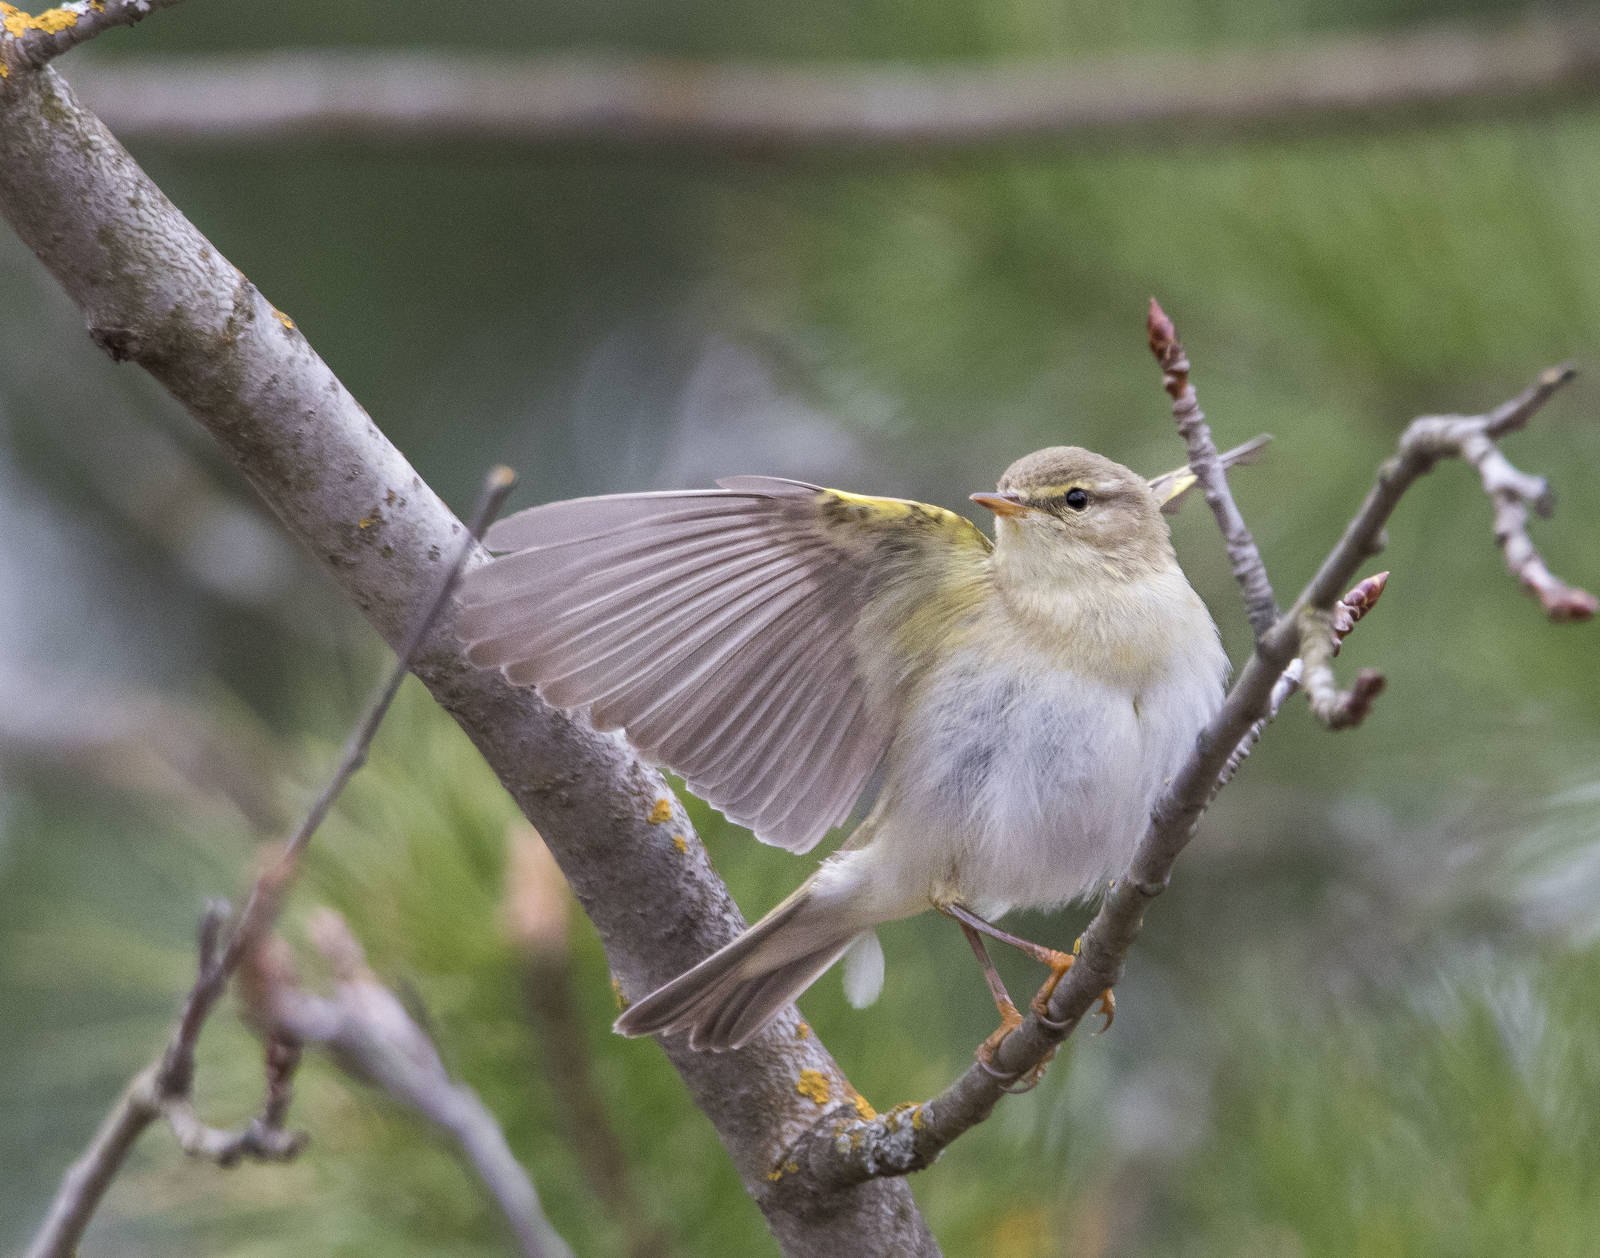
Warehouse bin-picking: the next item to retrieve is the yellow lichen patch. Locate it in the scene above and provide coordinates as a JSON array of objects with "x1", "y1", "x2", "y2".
[
  {"x1": 795, "y1": 1069, "x2": 831, "y2": 1106},
  {"x1": 646, "y1": 797, "x2": 672, "y2": 825},
  {"x1": 271, "y1": 307, "x2": 296, "y2": 330},
  {"x1": 795, "y1": 1020, "x2": 811, "y2": 1040},
  {"x1": 911, "y1": 1105, "x2": 926, "y2": 1131},
  {"x1": 0, "y1": 63, "x2": 9, "y2": 79},
  {"x1": 610, "y1": 974, "x2": 626, "y2": 1011},
  {"x1": 1, "y1": 4, "x2": 80, "y2": 36},
  {"x1": 671, "y1": 833, "x2": 687, "y2": 855},
  {"x1": 764, "y1": 1160, "x2": 799, "y2": 1183},
  {"x1": 850, "y1": 1089, "x2": 876, "y2": 1121}
]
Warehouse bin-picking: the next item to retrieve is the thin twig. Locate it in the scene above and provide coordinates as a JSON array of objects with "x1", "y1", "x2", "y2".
[
  {"x1": 791, "y1": 345, "x2": 1589, "y2": 1189},
  {"x1": 1148, "y1": 298, "x2": 1278, "y2": 637},
  {"x1": 1298, "y1": 608, "x2": 1387, "y2": 730},
  {"x1": 158, "y1": 465, "x2": 515, "y2": 1104},
  {"x1": 1218, "y1": 571, "x2": 1388, "y2": 784},
  {"x1": 25, "y1": 468, "x2": 514, "y2": 1258}
]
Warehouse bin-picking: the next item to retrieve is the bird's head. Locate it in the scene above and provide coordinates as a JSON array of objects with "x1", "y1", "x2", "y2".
[{"x1": 972, "y1": 447, "x2": 1175, "y2": 583}]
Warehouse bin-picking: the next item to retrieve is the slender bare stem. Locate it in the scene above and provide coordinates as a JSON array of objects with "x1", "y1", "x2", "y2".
[
  {"x1": 1219, "y1": 571, "x2": 1388, "y2": 785},
  {"x1": 23, "y1": 1070, "x2": 162, "y2": 1258},
  {"x1": 24, "y1": 469, "x2": 513, "y2": 1258},
  {"x1": 1148, "y1": 298, "x2": 1278, "y2": 637}
]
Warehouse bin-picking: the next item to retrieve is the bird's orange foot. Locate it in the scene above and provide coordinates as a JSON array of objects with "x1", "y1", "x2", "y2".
[
  {"x1": 975, "y1": 1000, "x2": 1023, "y2": 1071},
  {"x1": 975, "y1": 1001, "x2": 1057, "y2": 1091},
  {"x1": 1027, "y1": 949, "x2": 1075, "y2": 1022},
  {"x1": 1029, "y1": 955, "x2": 1117, "y2": 1034}
]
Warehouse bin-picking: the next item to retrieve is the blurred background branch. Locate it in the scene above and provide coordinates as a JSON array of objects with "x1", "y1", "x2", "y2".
[
  {"x1": 66, "y1": 17, "x2": 1600, "y2": 153},
  {"x1": 241, "y1": 910, "x2": 572, "y2": 1258}
]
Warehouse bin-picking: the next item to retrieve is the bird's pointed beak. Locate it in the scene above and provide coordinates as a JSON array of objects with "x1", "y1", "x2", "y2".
[{"x1": 970, "y1": 491, "x2": 1029, "y2": 518}]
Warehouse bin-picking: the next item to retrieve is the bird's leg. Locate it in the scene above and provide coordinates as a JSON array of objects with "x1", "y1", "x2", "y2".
[
  {"x1": 957, "y1": 920, "x2": 1022, "y2": 1061},
  {"x1": 941, "y1": 902, "x2": 1114, "y2": 1033},
  {"x1": 953, "y1": 919, "x2": 1060, "y2": 1092}
]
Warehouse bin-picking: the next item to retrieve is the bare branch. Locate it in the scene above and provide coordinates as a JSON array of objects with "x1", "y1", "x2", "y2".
[
  {"x1": 1148, "y1": 298, "x2": 1278, "y2": 637},
  {"x1": 243, "y1": 912, "x2": 572, "y2": 1258},
  {"x1": 22, "y1": 1071, "x2": 162, "y2": 1258},
  {"x1": 157, "y1": 466, "x2": 513, "y2": 1107},
  {"x1": 1219, "y1": 571, "x2": 1388, "y2": 782},
  {"x1": 1295, "y1": 366, "x2": 1585, "y2": 618},
  {"x1": 0, "y1": 59, "x2": 935, "y2": 1256},
  {"x1": 0, "y1": 0, "x2": 184, "y2": 74},
  {"x1": 794, "y1": 345, "x2": 1590, "y2": 1188},
  {"x1": 59, "y1": 17, "x2": 1600, "y2": 154},
  {"x1": 1299, "y1": 608, "x2": 1386, "y2": 730},
  {"x1": 24, "y1": 469, "x2": 510, "y2": 1258}
]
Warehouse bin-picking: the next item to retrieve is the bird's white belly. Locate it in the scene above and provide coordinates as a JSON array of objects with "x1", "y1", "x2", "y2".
[{"x1": 864, "y1": 648, "x2": 1208, "y2": 919}]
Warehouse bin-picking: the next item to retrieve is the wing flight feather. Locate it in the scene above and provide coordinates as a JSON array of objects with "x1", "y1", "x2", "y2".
[{"x1": 458, "y1": 476, "x2": 991, "y2": 852}]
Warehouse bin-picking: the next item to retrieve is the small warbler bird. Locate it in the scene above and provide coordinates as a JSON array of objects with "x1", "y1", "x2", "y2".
[{"x1": 459, "y1": 441, "x2": 1258, "y2": 1055}]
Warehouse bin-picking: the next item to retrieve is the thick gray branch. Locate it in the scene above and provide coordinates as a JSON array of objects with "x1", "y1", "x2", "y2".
[
  {"x1": 60, "y1": 18, "x2": 1600, "y2": 154},
  {"x1": 0, "y1": 65, "x2": 933, "y2": 1256}
]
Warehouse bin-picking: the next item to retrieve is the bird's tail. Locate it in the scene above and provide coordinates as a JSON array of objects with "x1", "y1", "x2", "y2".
[{"x1": 614, "y1": 879, "x2": 872, "y2": 1051}]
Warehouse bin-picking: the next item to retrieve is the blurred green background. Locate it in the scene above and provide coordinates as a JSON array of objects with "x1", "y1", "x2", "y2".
[{"x1": 4, "y1": 1, "x2": 1600, "y2": 1254}]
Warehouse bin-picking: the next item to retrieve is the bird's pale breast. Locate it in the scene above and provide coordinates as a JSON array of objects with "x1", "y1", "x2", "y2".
[{"x1": 858, "y1": 586, "x2": 1225, "y2": 920}]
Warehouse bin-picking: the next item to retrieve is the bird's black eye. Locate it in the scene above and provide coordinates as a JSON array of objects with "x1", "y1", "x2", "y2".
[{"x1": 1064, "y1": 488, "x2": 1090, "y2": 511}]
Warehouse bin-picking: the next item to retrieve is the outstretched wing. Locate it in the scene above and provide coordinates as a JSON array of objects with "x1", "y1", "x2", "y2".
[{"x1": 457, "y1": 476, "x2": 992, "y2": 853}]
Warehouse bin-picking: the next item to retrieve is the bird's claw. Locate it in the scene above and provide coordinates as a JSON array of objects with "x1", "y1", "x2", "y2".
[
  {"x1": 1028, "y1": 949, "x2": 1075, "y2": 1023},
  {"x1": 975, "y1": 1001, "x2": 1023, "y2": 1070},
  {"x1": 974, "y1": 1003, "x2": 1058, "y2": 1092},
  {"x1": 1093, "y1": 987, "x2": 1116, "y2": 1033},
  {"x1": 1029, "y1": 954, "x2": 1116, "y2": 1036}
]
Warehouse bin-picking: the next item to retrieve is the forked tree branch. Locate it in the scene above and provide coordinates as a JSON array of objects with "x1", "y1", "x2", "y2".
[
  {"x1": 241, "y1": 912, "x2": 573, "y2": 1258},
  {"x1": 25, "y1": 470, "x2": 521, "y2": 1258},
  {"x1": 0, "y1": 46, "x2": 935, "y2": 1258},
  {"x1": 0, "y1": 0, "x2": 184, "y2": 72},
  {"x1": 787, "y1": 320, "x2": 1590, "y2": 1189}
]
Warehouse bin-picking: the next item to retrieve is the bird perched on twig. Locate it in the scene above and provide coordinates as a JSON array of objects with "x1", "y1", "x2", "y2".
[{"x1": 458, "y1": 440, "x2": 1260, "y2": 1064}]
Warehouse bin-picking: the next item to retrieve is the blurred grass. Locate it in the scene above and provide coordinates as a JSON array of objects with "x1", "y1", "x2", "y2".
[{"x1": 5, "y1": 0, "x2": 1600, "y2": 1253}]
